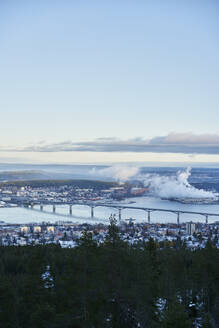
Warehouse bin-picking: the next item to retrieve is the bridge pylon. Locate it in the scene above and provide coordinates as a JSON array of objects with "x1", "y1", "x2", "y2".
[
  {"x1": 147, "y1": 211, "x2": 151, "y2": 224},
  {"x1": 91, "y1": 206, "x2": 94, "y2": 219},
  {"x1": 118, "y1": 208, "x2": 122, "y2": 222},
  {"x1": 177, "y1": 212, "x2": 180, "y2": 225},
  {"x1": 205, "y1": 215, "x2": 208, "y2": 224}
]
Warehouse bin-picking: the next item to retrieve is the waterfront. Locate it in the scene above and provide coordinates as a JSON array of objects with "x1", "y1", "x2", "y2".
[{"x1": 1, "y1": 196, "x2": 219, "y2": 224}]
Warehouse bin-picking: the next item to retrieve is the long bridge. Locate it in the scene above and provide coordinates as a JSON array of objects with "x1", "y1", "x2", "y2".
[{"x1": 24, "y1": 202, "x2": 219, "y2": 224}]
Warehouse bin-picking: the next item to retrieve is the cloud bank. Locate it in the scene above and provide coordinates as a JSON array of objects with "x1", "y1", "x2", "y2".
[{"x1": 2, "y1": 133, "x2": 219, "y2": 154}]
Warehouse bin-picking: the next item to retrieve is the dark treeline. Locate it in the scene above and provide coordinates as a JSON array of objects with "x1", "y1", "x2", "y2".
[
  {"x1": 0, "y1": 179, "x2": 117, "y2": 189},
  {"x1": 0, "y1": 219, "x2": 218, "y2": 327}
]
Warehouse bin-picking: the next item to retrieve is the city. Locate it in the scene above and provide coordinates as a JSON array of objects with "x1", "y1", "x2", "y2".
[{"x1": 0, "y1": 181, "x2": 219, "y2": 251}]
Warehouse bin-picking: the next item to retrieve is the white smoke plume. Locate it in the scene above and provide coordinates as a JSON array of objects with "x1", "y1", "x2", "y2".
[
  {"x1": 143, "y1": 168, "x2": 216, "y2": 199},
  {"x1": 90, "y1": 165, "x2": 140, "y2": 182},
  {"x1": 90, "y1": 165, "x2": 216, "y2": 199}
]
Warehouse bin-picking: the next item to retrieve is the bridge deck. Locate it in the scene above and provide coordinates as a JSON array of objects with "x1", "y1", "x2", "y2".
[
  {"x1": 30, "y1": 202, "x2": 219, "y2": 218},
  {"x1": 88, "y1": 203, "x2": 219, "y2": 217}
]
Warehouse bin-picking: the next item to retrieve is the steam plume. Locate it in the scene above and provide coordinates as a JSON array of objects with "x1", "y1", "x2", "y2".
[
  {"x1": 90, "y1": 165, "x2": 216, "y2": 199},
  {"x1": 90, "y1": 165, "x2": 139, "y2": 182},
  {"x1": 143, "y1": 168, "x2": 215, "y2": 199}
]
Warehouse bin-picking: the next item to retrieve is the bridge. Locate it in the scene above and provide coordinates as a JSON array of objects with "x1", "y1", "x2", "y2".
[{"x1": 24, "y1": 202, "x2": 219, "y2": 224}]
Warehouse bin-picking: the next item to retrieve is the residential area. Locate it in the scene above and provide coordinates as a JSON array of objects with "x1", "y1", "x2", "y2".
[{"x1": 0, "y1": 220, "x2": 218, "y2": 249}]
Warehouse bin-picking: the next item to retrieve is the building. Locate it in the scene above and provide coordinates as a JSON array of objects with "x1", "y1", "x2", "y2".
[
  {"x1": 21, "y1": 226, "x2": 29, "y2": 234},
  {"x1": 47, "y1": 226, "x2": 55, "y2": 233},
  {"x1": 33, "y1": 226, "x2": 41, "y2": 233},
  {"x1": 186, "y1": 222, "x2": 196, "y2": 235}
]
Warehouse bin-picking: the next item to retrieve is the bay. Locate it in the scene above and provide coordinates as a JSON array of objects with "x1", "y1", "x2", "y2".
[{"x1": 1, "y1": 196, "x2": 219, "y2": 224}]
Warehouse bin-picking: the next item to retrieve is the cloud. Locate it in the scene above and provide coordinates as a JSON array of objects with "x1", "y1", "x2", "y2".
[
  {"x1": 2, "y1": 133, "x2": 219, "y2": 154},
  {"x1": 150, "y1": 132, "x2": 219, "y2": 145}
]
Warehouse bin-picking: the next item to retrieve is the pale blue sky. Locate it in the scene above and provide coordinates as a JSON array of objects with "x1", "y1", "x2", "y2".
[{"x1": 0, "y1": 0, "x2": 219, "y2": 163}]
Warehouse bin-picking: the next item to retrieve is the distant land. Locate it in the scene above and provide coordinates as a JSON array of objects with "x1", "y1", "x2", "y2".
[
  {"x1": 1, "y1": 165, "x2": 219, "y2": 195},
  {"x1": 0, "y1": 170, "x2": 55, "y2": 182},
  {"x1": 0, "y1": 164, "x2": 108, "y2": 181},
  {"x1": 0, "y1": 178, "x2": 117, "y2": 189}
]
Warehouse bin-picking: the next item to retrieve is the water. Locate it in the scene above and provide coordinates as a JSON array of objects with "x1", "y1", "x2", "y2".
[{"x1": 1, "y1": 196, "x2": 219, "y2": 224}]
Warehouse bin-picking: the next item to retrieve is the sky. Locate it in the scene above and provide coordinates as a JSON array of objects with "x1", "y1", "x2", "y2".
[{"x1": 0, "y1": 0, "x2": 219, "y2": 164}]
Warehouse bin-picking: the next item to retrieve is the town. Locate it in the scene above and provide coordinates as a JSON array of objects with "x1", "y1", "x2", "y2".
[
  {"x1": 0, "y1": 181, "x2": 219, "y2": 250},
  {"x1": 0, "y1": 219, "x2": 218, "y2": 249},
  {"x1": 0, "y1": 180, "x2": 147, "y2": 207}
]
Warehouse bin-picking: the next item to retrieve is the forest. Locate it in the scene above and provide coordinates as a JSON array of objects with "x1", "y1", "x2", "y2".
[
  {"x1": 0, "y1": 218, "x2": 218, "y2": 328},
  {"x1": 0, "y1": 179, "x2": 117, "y2": 189}
]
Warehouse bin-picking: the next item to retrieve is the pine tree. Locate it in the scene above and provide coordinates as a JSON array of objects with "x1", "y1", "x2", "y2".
[
  {"x1": 202, "y1": 313, "x2": 213, "y2": 328},
  {"x1": 161, "y1": 298, "x2": 192, "y2": 328}
]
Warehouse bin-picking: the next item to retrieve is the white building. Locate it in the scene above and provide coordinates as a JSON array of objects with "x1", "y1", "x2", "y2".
[{"x1": 186, "y1": 222, "x2": 196, "y2": 235}]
